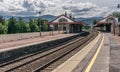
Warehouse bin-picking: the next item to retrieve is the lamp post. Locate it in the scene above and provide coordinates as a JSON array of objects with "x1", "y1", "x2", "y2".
[
  {"x1": 20, "y1": 17, "x2": 23, "y2": 39},
  {"x1": 39, "y1": 11, "x2": 42, "y2": 36}
]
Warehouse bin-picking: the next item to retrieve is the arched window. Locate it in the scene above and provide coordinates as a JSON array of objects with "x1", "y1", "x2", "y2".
[{"x1": 59, "y1": 18, "x2": 68, "y2": 22}]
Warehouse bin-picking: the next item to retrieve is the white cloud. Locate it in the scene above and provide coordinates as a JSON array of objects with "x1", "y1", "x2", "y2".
[{"x1": 0, "y1": 0, "x2": 110, "y2": 18}]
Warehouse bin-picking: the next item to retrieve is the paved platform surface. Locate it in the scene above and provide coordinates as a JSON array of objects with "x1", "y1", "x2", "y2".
[
  {"x1": 90, "y1": 33, "x2": 110, "y2": 72},
  {"x1": 109, "y1": 34, "x2": 120, "y2": 72},
  {"x1": 90, "y1": 33, "x2": 120, "y2": 72},
  {"x1": 0, "y1": 34, "x2": 76, "y2": 52},
  {"x1": 52, "y1": 32, "x2": 120, "y2": 72},
  {"x1": 52, "y1": 32, "x2": 102, "y2": 72}
]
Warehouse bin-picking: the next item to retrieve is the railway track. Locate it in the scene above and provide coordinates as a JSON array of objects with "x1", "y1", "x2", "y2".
[
  {"x1": 0, "y1": 31, "x2": 98, "y2": 72},
  {"x1": 33, "y1": 31, "x2": 98, "y2": 72}
]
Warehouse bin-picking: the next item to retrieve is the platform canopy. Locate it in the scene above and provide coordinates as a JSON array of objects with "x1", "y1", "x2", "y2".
[{"x1": 94, "y1": 15, "x2": 118, "y2": 27}]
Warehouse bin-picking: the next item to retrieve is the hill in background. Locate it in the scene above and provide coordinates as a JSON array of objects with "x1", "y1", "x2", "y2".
[{"x1": 3, "y1": 15, "x2": 103, "y2": 26}]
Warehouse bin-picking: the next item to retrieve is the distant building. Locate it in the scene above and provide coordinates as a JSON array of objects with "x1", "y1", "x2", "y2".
[
  {"x1": 94, "y1": 15, "x2": 120, "y2": 36},
  {"x1": 46, "y1": 14, "x2": 86, "y2": 33}
]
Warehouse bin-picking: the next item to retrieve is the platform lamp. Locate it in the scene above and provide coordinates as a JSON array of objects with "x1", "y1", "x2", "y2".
[{"x1": 39, "y1": 11, "x2": 42, "y2": 36}]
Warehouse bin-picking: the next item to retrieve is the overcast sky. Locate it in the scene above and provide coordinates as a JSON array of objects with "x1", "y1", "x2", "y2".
[{"x1": 0, "y1": 0, "x2": 119, "y2": 18}]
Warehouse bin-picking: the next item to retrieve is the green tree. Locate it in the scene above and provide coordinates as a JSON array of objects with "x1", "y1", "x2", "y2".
[
  {"x1": 112, "y1": 12, "x2": 120, "y2": 18},
  {"x1": 42, "y1": 23, "x2": 48, "y2": 31},
  {"x1": 15, "y1": 22, "x2": 21, "y2": 33},
  {"x1": 93, "y1": 20, "x2": 97, "y2": 25},
  {"x1": 17, "y1": 17, "x2": 27, "y2": 33},
  {"x1": 0, "y1": 23, "x2": 4, "y2": 34},
  {"x1": 8, "y1": 17, "x2": 17, "y2": 33},
  {"x1": 37, "y1": 18, "x2": 49, "y2": 31},
  {"x1": 0, "y1": 16, "x2": 5, "y2": 25},
  {"x1": 29, "y1": 18, "x2": 39, "y2": 32},
  {"x1": 16, "y1": 17, "x2": 31, "y2": 33},
  {"x1": 37, "y1": 18, "x2": 41, "y2": 32},
  {"x1": 112, "y1": 12, "x2": 120, "y2": 22},
  {"x1": 0, "y1": 16, "x2": 8, "y2": 34},
  {"x1": 22, "y1": 22, "x2": 30, "y2": 32},
  {"x1": 42, "y1": 20, "x2": 48, "y2": 31},
  {"x1": 3, "y1": 20, "x2": 8, "y2": 34},
  {"x1": 83, "y1": 25, "x2": 90, "y2": 30}
]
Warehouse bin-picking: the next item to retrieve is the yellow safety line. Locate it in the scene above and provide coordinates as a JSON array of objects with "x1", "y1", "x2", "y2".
[{"x1": 85, "y1": 34, "x2": 104, "y2": 72}]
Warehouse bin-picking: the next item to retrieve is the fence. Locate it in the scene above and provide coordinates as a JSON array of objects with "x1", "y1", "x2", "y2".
[{"x1": 0, "y1": 31, "x2": 62, "y2": 43}]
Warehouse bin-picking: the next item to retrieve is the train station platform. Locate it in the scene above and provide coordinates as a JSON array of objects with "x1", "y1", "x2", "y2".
[
  {"x1": 52, "y1": 32, "x2": 102, "y2": 72},
  {"x1": 52, "y1": 32, "x2": 120, "y2": 72},
  {"x1": 88, "y1": 33, "x2": 120, "y2": 72},
  {"x1": 0, "y1": 33, "x2": 77, "y2": 52}
]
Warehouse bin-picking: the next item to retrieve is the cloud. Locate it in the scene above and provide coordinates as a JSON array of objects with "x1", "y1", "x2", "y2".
[{"x1": 0, "y1": 0, "x2": 110, "y2": 18}]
